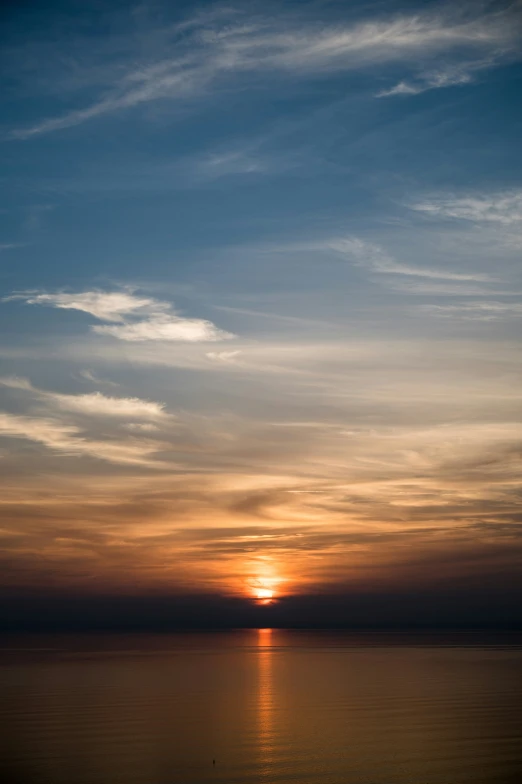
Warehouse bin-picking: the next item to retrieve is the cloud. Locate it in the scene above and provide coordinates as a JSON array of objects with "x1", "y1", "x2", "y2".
[
  {"x1": 206, "y1": 350, "x2": 242, "y2": 362},
  {"x1": 0, "y1": 243, "x2": 25, "y2": 252},
  {"x1": 376, "y1": 70, "x2": 472, "y2": 97},
  {"x1": 0, "y1": 412, "x2": 78, "y2": 449},
  {"x1": 79, "y1": 369, "x2": 119, "y2": 387},
  {"x1": 8, "y1": 3, "x2": 521, "y2": 138},
  {"x1": 2, "y1": 334, "x2": 522, "y2": 595},
  {"x1": 376, "y1": 56, "x2": 492, "y2": 97},
  {"x1": 123, "y1": 422, "x2": 160, "y2": 432},
  {"x1": 9, "y1": 290, "x2": 165, "y2": 322},
  {"x1": 7, "y1": 288, "x2": 234, "y2": 343},
  {"x1": 387, "y1": 281, "x2": 519, "y2": 297},
  {"x1": 377, "y1": 80, "x2": 424, "y2": 97},
  {"x1": 93, "y1": 316, "x2": 231, "y2": 342},
  {"x1": 195, "y1": 150, "x2": 269, "y2": 178},
  {"x1": 0, "y1": 376, "x2": 33, "y2": 391},
  {"x1": 51, "y1": 391, "x2": 167, "y2": 418},
  {"x1": 268, "y1": 12, "x2": 518, "y2": 71},
  {"x1": 328, "y1": 236, "x2": 491, "y2": 281},
  {"x1": 411, "y1": 191, "x2": 522, "y2": 225},
  {"x1": 420, "y1": 302, "x2": 522, "y2": 320},
  {"x1": 0, "y1": 376, "x2": 168, "y2": 419},
  {"x1": 0, "y1": 412, "x2": 163, "y2": 466}
]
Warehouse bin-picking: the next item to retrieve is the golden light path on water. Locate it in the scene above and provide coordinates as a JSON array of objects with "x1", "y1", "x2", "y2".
[{"x1": 257, "y1": 628, "x2": 274, "y2": 778}]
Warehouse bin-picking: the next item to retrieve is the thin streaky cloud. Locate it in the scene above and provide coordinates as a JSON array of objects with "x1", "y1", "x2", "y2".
[
  {"x1": 206, "y1": 351, "x2": 242, "y2": 362},
  {"x1": 79, "y1": 369, "x2": 119, "y2": 387},
  {"x1": 376, "y1": 70, "x2": 472, "y2": 97},
  {"x1": 0, "y1": 376, "x2": 169, "y2": 419},
  {"x1": 0, "y1": 243, "x2": 26, "y2": 252},
  {"x1": 328, "y1": 237, "x2": 493, "y2": 281},
  {"x1": 93, "y1": 317, "x2": 233, "y2": 342},
  {"x1": 5, "y1": 290, "x2": 166, "y2": 322},
  {"x1": 0, "y1": 376, "x2": 33, "y2": 391},
  {"x1": 123, "y1": 422, "x2": 161, "y2": 432},
  {"x1": 256, "y1": 235, "x2": 493, "y2": 282},
  {"x1": 8, "y1": 4, "x2": 521, "y2": 139},
  {"x1": 0, "y1": 412, "x2": 166, "y2": 466},
  {"x1": 54, "y1": 391, "x2": 167, "y2": 418},
  {"x1": 376, "y1": 80, "x2": 423, "y2": 97},
  {"x1": 195, "y1": 150, "x2": 269, "y2": 178},
  {"x1": 388, "y1": 282, "x2": 522, "y2": 297},
  {"x1": 376, "y1": 55, "x2": 493, "y2": 97},
  {"x1": 7, "y1": 289, "x2": 235, "y2": 343},
  {"x1": 214, "y1": 305, "x2": 334, "y2": 328},
  {"x1": 420, "y1": 302, "x2": 522, "y2": 320},
  {"x1": 411, "y1": 190, "x2": 522, "y2": 225}
]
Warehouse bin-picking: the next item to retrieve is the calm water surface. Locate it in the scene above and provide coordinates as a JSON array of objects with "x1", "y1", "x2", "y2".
[{"x1": 0, "y1": 631, "x2": 521, "y2": 784}]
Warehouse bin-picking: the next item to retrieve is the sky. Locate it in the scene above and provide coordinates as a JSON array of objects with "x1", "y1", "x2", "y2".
[{"x1": 1, "y1": 0, "x2": 522, "y2": 627}]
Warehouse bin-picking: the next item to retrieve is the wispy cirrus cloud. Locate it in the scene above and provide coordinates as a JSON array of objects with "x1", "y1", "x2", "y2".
[
  {"x1": 0, "y1": 412, "x2": 165, "y2": 466},
  {"x1": 13, "y1": 290, "x2": 163, "y2": 322},
  {"x1": 194, "y1": 149, "x2": 270, "y2": 179},
  {"x1": 93, "y1": 318, "x2": 230, "y2": 342},
  {"x1": 206, "y1": 350, "x2": 242, "y2": 363},
  {"x1": 377, "y1": 80, "x2": 427, "y2": 97},
  {"x1": 0, "y1": 243, "x2": 25, "y2": 252},
  {"x1": 420, "y1": 301, "x2": 522, "y2": 321},
  {"x1": 0, "y1": 376, "x2": 168, "y2": 419},
  {"x1": 411, "y1": 190, "x2": 522, "y2": 225},
  {"x1": 266, "y1": 234, "x2": 492, "y2": 284},
  {"x1": 376, "y1": 69, "x2": 471, "y2": 97},
  {"x1": 376, "y1": 55, "x2": 495, "y2": 97},
  {"x1": 328, "y1": 236, "x2": 492, "y2": 282},
  {"x1": 387, "y1": 282, "x2": 522, "y2": 297},
  {"x1": 6, "y1": 288, "x2": 234, "y2": 343},
  {"x1": 8, "y1": 3, "x2": 521, "y2": 139},
  {"x1": 123, "y1": 422, "x2": 160, "y2": 432},
  {"x1": 79, "y1": 369, "x2": 119, "y2": 387}
]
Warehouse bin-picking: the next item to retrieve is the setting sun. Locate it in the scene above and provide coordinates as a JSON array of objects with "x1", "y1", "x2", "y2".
[
  {"x1": 256, "y1": 588, "x2": 274, "y2": 602},
  {"x1": 249, "y1": 577, "x2": 280, "y2": 604}
]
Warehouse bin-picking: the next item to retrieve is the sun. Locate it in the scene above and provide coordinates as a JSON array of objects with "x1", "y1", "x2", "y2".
[
  {"x1": 255, "y1": 587, "x2": 274, "y2": 602},
  {"x1": 250, "y1": 577, "x2": 279, "y2": 604}
]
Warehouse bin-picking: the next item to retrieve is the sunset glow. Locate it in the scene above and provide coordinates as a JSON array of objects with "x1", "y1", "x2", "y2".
[
  {"x1": 0, "y1": 0, "x2": 521, "y2": 630},
  {"x1": 249, "y1": 576, "x2": 280, "y2": 604},
  {"x1": 1, "y1": 3, "x2": 521, "y2": 782},
  {"x1": 255, "y1": 588, "x2": 274, "y2": 604}
]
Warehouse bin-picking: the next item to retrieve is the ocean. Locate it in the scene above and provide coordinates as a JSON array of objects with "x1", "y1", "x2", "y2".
[{"x1": 0, "y1": 630, "x2": 521, "y2": 784}]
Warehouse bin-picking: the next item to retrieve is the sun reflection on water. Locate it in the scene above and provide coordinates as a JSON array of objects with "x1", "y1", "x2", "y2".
[{"x1": 257, "y1": 628, "x2": 274, "y2": 776}]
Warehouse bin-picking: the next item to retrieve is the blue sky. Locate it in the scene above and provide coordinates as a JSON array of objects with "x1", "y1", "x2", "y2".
[{"x1": 1, "y1": 0, "x2": 522, "y2": 600}]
